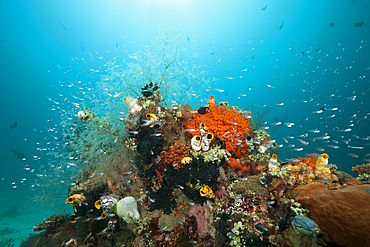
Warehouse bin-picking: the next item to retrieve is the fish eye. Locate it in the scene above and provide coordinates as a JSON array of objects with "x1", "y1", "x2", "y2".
[
  {"x1": 206, "y1": 133, "x2": 214, "y2": 140},
  {"x1": 246, "y1": 136, "x2": 252, "y2": 141},
  {"x1": 195, "y1": 136, "x2": 201, "y2": 142},
  {"x1": 146, "y1": 114, "x2": 151, "y2": 119}
]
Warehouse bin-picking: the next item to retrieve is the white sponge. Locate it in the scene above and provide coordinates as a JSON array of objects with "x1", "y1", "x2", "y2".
[{"x1": 114, "y1": 196, "x2": 140, "y2": 222}]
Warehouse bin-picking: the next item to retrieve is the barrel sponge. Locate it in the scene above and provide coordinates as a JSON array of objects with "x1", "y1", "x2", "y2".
[{"x1": 114, "y1": 196, "x2": 140, "y2": 222}]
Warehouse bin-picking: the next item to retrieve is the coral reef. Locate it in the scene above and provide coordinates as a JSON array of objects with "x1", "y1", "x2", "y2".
[{"x1": 24, "y1": 32, "x2": 363, "y2": 247}]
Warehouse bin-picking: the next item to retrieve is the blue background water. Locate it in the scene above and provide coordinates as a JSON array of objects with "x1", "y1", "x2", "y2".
[{"x1": 0, "y1": 0, "x2": 369, "y2": 244}]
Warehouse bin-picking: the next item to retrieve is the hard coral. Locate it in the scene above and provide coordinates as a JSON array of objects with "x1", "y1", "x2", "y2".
[
  {"x1": 287, "y1": 162, "x2": 315, "y2": 184},
  {"x1": 352, "y1": 163, "x2": 370, "y2": 175},
  {"x1": 33, "y1": 213, "x2": 70, "y2": 232},
  {"x1": 182, "y1": 104, "x2": 251, "y2": 158}
]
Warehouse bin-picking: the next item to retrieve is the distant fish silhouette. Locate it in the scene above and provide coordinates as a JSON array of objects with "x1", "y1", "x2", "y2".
[
  {"x1": 59, "y1": 22, "x2": 67, "y2": 31},
  {"x1": 329, "y1": 23, "x2": 335, "y2": 27},
  {"x1": 354, "y1": 21, "x2": 364, "y2": 27},
  {"x1": 10, "y1": 121, "x2": 17, "y2": 129},
  {"x1": 302, "y1": 51, "x2": 305, "y2": 56},
  {"x1": 116, "y1": 42, "x2": 118, "y2": 48},
  {"x1": 80, "y1": 43, "x2": 85, "y2": 52},
  {"x1": 279, "y1": 21, "x2": 284, "y2": 30},
  {"x1": 251, "y1": 55, "x2": 255, "y2": 59},
  {"x1": 315, "y1": 47, "x2": 322, "y2": 52},
  {"x1": 11, "y1": 148, "x2": 26, "y2": 160},
  {"x1": 187, "y1": 35, "x2": 190, "y2": 41},
  {"x1": 261, "y1": 5, "x2": 268, "y2": 10},
  {"x1": 211, "y1": 51, "x2": 215, "y2": 55}
]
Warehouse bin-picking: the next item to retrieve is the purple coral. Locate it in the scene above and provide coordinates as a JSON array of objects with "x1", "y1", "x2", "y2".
[
  {"x1": 188, "y1": 203, "x2": 208, "y2": 239},
  {"x1": 215, "y1": 189, "x2": 227, "y2": 198}
]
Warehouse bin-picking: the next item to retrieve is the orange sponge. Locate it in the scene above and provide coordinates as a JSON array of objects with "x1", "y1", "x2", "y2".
[
  {"x1": 182, "y1": 102, "x2": 251, "y2": 157},
  {"x1": 228, "y1": 158, "x2": 250, "y2": 172}
]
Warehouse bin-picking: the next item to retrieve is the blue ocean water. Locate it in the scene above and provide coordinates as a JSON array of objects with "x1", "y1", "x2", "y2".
[{"x1": 0, "y1": 0, "x2": 369, "y2": 245}]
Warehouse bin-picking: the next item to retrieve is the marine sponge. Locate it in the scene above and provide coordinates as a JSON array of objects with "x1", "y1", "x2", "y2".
[
  {"x1": 352, "y1": 163, "x2": 370, "y2": 175},
  {"x1": 188, "y1": 203, "x2": 209, "y2": 239},
  {"x1": 182, "y1": 104, "x2": 251, "y2": 157},
  {"x1": 157, "y1": 142, "x2": 190, "y2": 170}
]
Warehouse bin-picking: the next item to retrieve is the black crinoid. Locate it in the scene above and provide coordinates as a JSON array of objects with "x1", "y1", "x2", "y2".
[{"x1": 141, "y1": 80, "x2": 159, "y2": 98}]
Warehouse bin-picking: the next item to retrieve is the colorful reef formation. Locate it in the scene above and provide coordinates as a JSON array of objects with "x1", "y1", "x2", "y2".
[
  {"x1": 22, "y1": 41, "x2": 370, "y2": 246},
  {"x1": 22, "y1": 82, "x2": 370, "y2": 247}
]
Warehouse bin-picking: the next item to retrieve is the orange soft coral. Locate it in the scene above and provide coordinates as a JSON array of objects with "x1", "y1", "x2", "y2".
[{"x1": 182, "y1": 103, "x2": 251, "y2": 157}]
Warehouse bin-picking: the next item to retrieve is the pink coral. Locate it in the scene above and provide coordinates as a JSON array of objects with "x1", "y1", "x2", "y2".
[
  {"x1": 215, "y1": 189, "x2": 227, "y2": 198},
  {"x1": 188, "y1": 203, "x2": 208, "y2": 239}
]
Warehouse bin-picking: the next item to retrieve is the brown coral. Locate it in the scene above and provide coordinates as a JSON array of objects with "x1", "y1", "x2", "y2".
[
  {"x1": 33, "y1": 213, "x2": 70, "y2": 232},
  {"x1": 352, "y1": 163, "x2": 370, "y2": 175}
]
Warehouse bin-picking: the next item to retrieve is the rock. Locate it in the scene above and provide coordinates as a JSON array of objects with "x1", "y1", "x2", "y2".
[
  {"x1": 114, "y1": 196, "x2": 140, "y2": 222},
  {"x1": 291, "y1": 183, "x2": 370, "y2": 247}
]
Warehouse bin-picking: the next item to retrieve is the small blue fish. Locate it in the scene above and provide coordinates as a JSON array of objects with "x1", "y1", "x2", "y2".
[
  {"x1": 142, "y1": 120, "x2": 151, "y2": 126},
  {"x1": 148, "y1": 196, "x2": 155, "y2": 203},
  {"x1": 230, "y1": 195, "x2": 242, "y2": 199},
  {"x1": 93, "y1": 216, "x2": 103, "y2": 220},
  {"x1": 184, "y1": 128, "x2": 197, "y2": 132},
  {"x1": 159, "y1": 226, "x2": 168, "y2": 232},
  {"x1": 97, "y1": 228, "x2": 107, "y2": 235},
  {"x1": 136, "y1": 197, "x2": 144, "y2": 202},
  {"x1": 316, "y1": 180, "x2": 328, "y2": 183},
  {"x1": 151, "y1": 133, "x2": 162, "y2": 137},
  {"x1": 188, "y1": 240, "x2": 198, "y2": 244},
  {"x1": 105, "y1": 213, "x2": 116, "y2": 217},
  {"x1": 187, "y1": 202, "x2": 195, "y2": 206},
  {"x1": 260, "y1": 201, "x2": 275, "y2": 205}
]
